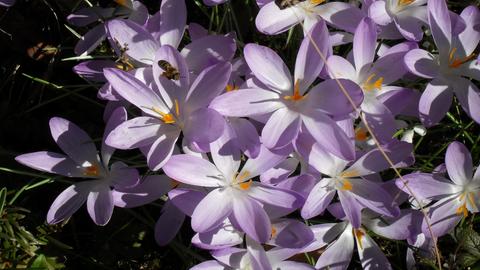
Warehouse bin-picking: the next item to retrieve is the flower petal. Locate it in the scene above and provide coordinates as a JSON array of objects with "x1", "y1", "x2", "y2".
[
  {"x1": 315, "y1": 223, "x2": 354, "y2": 270},
  {"x1": 155, "y1": 201, "x2": 185, "y2": 245},
  {"x1": 419, "y1": 79, "x2": 453, "y2": 127},
  {"x1": 210, "y1": 88, "x2": 282, "y2": 117},
  {"x1": 445, "y1": 141, "x2": 473, "y2": 186},
  {"x1": 192, "y1": 188, "x2": 233, "y2": 233},
  {"x1": 233, "y1": 196, "x2": 271, "y2": 243},
  {"x1": 47, "y1": 182, "x2": 92, "y2": 224},
  {"x1": 403, "y1": 49, "x2": 439, "y2": 79},
  {"x1": 255, "y1": 2, "x2": 303, "y2": 35},
  {"x1": 158, "y1": 0, "x2": 186, "y2": 48},
  {"x1": 86, "y1": 184, "x2": 114, "y2": 226},
  {"x1": 301, "y1": 178, "x2": 336, "y2": 219},
  {"x1": 261, "y1": 108, "x2": 301, "y2": 149},
  {"x1": 353, "y1": 17, "x2": 377, "y2": 72},
  {"x1": 15, "y1": 151, "x2": 85, "y2": 178}
]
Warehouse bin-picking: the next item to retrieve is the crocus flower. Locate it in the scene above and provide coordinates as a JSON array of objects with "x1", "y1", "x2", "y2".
[
  {"x1": 211, "y1": 21, "x2": 364, "y2": 160},
  {"x1": 298, "y1": 138, "x2": 412, "y2": 228},
  {"x1": 68, "y1": 0, "x2": 150, "y2": 56},
  {"x1": 255, "y1": 0, "x2": 365, "y2": 35},
  {"x1": 368, "y1": 0, "x2": 428, "y2": 41},
  {"x1": 396, "y1": 141, "x2": 480, "y2": 237},
  {"x1": 162, "y1": 123, "x2": 303, "y2": 243},
  {"x1": 327, "y1": 17, "x2": 418, "y2": 144},
  {"x1": 15, "y1": 108, "x2": 139, "y2": 225},
  {"x1": 191, "y1": 237, "x2": 314, "y2": 270},
  {"x1": 0, "y1": 0, "x2": 15, "y2": 7},
  {"x1": 104, "y1": 45, "x2": 231, "y2": 170},
  {"x1": 404, "y1": 1, "x2": 480, "y2": 126},
  {"x1": 203, "y1": 0, "x2": 228, "y2": 6}
]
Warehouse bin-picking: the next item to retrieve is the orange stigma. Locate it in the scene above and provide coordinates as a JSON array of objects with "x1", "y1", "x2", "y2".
[
  {"x1": 398, "y1": 0, "x2": 415, "y2": 6},
  {"x1": 355, "y1": 127, "x2": 369, "y2": 142},
  {"x1": 271, "y1": 226, "x2": 277, "y2": 238},
  {"x1": 283, "y1": 80, "x2": 305, "y2": 101},
  {"x1": 449, "y1": 47, "x2": 477, "y2": 68},
  {"x1": 456, "y1": 202, "x2": 468, "y2": 217},
  {"x1": 238, "y1": 179, "x2": 253, "y2": 190},
  {"x1": 226, "y1": 84, "x2": 239, "y2": 92},
  {"x1": 83, "y1": 165, "x2": 99, "y2": 177},
  {"x1": 340, "y1": 180, "x2": 353, "y2": 191},
  {"x1": 354, "y1": 229, "x2": 365, "y2": 249},
  {"x1": 363, "y1": 74, "x2": 383, "y2": 92},
  {"x1": 310, "y1": 0, "x2": 326, "y2": 5},
  {"x1": 151, "y1": 107, "x2": 176, "y2": 124}
]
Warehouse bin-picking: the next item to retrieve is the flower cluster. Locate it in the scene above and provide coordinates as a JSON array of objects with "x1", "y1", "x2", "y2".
[{"x1": 15, "y1": 0, "x2": 480, "y2": 269}]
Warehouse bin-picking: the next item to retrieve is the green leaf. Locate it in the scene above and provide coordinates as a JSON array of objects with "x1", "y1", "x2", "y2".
[
  {"x1": 0, "y1": 187, "x2": 6, "y2": 215},
  {"x1": 28, "y1": 254, "x2": 65, "y2": 270},
  {"x1": 457, "y1": 227, "x2": 480, "y2": 268}
]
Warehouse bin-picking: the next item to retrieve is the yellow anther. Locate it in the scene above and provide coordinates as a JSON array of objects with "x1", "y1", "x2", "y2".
[
  {"x1": 114, "y1": 0, "x2": 129, "y2": 7},
  {"x1": 340, "y1": 179, "x2": 353, "y2": 191},
  {"x1": 226, "y1": 84, "x2": 239, "y2": 92},
  {"x1": 283, "y1": 80, "x2": 305, "y2": 101},
  {"x1": 467, "y1": 192, "x2": 476, "y2": 208},
  {"x1": 171, "y1": 179, "x2": 180, "y2": 189},
  {"x1": 341, "y1": 170, "x2": 358, "y2": 179},
  {"x1": 354, "y1": 229, "x2": 365, "y2": 250},
  {"x1": 271, "y1": 226, "x2": 277, "y2": 238},
  {"x1": 238, "y1": 179, "x2": 253, "y2": 190},
  {"x1": 236, "y1": 171, "x2": 250, "y2": 183},
  {"x1": 398, "y1": 0, "x2": 415, "y2": 6},
  {"x1": 83, "y1": 165, "x2": 99, "y2": 177},
  {"x1": 449, "y1": 47, "x2": 477, "y2": 68},
  {"x1": 456, "y1": 202, "x2": 468, "y2": 217},
  {"x1": 355, "y1": 127, "x2": 369, "y2": 142},
  {"x1": 310, "y1": 0, "x2": 326, "y2": 5},
  {"x1": 363, "y1": 74, "x2": 383, "y2": 92},
  {"x1": 152, "y1": 107, "x2": 176, "y2": 124},
  {"x1": 174, "y1": 99, "x2": 180, "y2": 117}
]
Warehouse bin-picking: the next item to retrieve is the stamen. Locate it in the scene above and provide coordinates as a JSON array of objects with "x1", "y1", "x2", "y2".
[
  {"x1": 341, "y1": 170, "x2": 358, "y2": 179},
  {"x1": 310, "y1": 0, "x2": 326, "y2": 5},
  {"x1": 238, "y1": 179, "x2": 253, "y2": 190},
  {"x1": 114, "y1": 0, "x2": 129, "y2": 7},
  {"x1": 271, "y1": 226, "x2": 277, "y2": 239},
  {"x1": 226, "y1": 84, "x2": 239, "y2": 92},
  {"x1": 456, "y1": 202, "x2": 468, "y2": 217},
  {"x1": 340, "y1": 179, "x2": 353, "y2": 191},
  {"x1": 83, "y1": 165, "x2": 99, "y2": 177},
  {"x1": 236, "y1": 171, "x2": 250, "y2": 183},
  {"x1": 283, "y1": 80, "x2": 305, "y2": 101},
  {"x1": 354, "y1": 229, "x2": 365, "y2": 250},
  {"x1": 152, "y1": 107, "x2": 176, "y2": 124},
  {"x1": 363, "y1": 74, "x2": 383, "y2": 92},
  {"x1": 398, "y1": 0, "x2": 415, "y2": 6},
  {"x1": 171, "y1": 179, "x2": 180, "y2": 189},
  {"x1": 449, "y1": 47, "x2": 477, "y2": 68},
  {"x1": 174, "y1": 99, "x2": 180, "y2": 117},
  {"x1": 355, "y1": 127, "x2": 369, "y2": 142}
]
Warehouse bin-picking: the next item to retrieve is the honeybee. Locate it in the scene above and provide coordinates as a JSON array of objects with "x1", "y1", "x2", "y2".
[
  {"x1": 275, "y1": 0, "x2": 306, "y2": 9},
  {"x1": 158, "y1": 60, "x2": 180, "y2": 81}
]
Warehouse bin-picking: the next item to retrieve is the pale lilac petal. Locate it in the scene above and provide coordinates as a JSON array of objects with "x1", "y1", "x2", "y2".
[
  {"x1": 49, "y1": 117, "x2": 98, "y2": 165},
  {"x1": 371, "y1": 42, "x2": 418, "y2": 85},
  {"x1": 302, "y1": 222, "x2": 341, "y2": 253},
  {"x1": 105, "y1": 117, "x2": 163, "y2": 149},
  {"x1": 168, "y1": 188, "x2": 206, "y2": 216},
  {"x1": 210, "y1": 88, "x2": 282, "y2": 117},
  {"x1": 315, "y1": 223, "x2": 354, "y2": 270},
  {"x1": 15, "y1": 151, "x2": 85, "y2": 178},
  {"x1": 129, "y1": 2, "x2": 149, "y2": 25},
  {"x1": 338, "y1": 190, "x2": 363, "y2": 228},
  {"x1": 211, "y1": 247, "x2": 246, "y2": 268},
  {"x1": 186, "y1": 61, "x2": 232, "y2": 112},
  {"x1": 246, "y1": 237, "x2": 272, "y2": 270},
  {"x1": 353, "y1": 17, "x2": 377, "y2": 72},
  {"x1": 395, "y1": 173, "x2": 459, "y2": 200},
  {"x1": 458, "y1": 6, "x2": 480, "y2": 56},
  {"x1": 368, "y1": 1, "x2": 392, "y2": 26},
  {"x1": 210, "y1": 122, "x2": 241, "y2": 182},
  {"x1": 295, "y1": 20, "x2": 329, "y2": 93},
  {"x1": 365, "y1": 210, "x2": 418, "y2": 240},
  {"x1": 276, "y1": 174, "x2": 317, "y2": 199},
  {"x1": 445, "y1": 141, "x2": 473, "y2": 186},
  {"x1": 181, "y1": 35, "x2": 236, "y2": 74},
  {"x1": 301, "y1": 178, "x2": 336, "y2": 219},
  {"x1": 108, "y1": 161, "x2": 139, "y2": 188},
  {"x1": 357, "y1": 233, "x2": 392, "y2": 270},
  {"x1": 104, "y1": 68, "x2": 168, "y2": 116},
  {"x1": 403, "y1": 49, "x2": 439, "y2": 79},
  {"x1": 255, "y1": 2, "x2": 303, "y2": 35},
  {"x1": 86, "y1": 184, "x2": 114, "y2": 226},
  {"x1": 419, "y1": 79, "x2": 453, "y2": 127},
  {"x1": 306, "y1": 143, "x2": 349, "y2": 177},
  {"x1": 428, "y1": 0, "x2": 452, "y2": 56},
  {"x1": 307, "y1": 79, "x2": 363, "y2": 117},
  {"x1": 316, "y1": 2, "x2": 365, "y2": 33},
  {"x1": 112, "y1": 175, "x2": 171, "y2": 208},
  {"x1": 107, "y1": 19, "x2": 159, "y2": 64},
  {"x1": 192, "y1": 221, "x2": 243, "y2": 250},
  {"x1": 351, "y1": 179, "x2": 400, "y2": 218},
  {"x1": 273, "y1": 261, "x2": 314, "y2": 270},
  {"x1": 261, "y1": 108, "x2": 301, "y2": 149},
  {"x1": 192, "y1": 188, "x2": 233, "y2": 233},
  {"x1": 101, "y1": 106, "x2": 127, "y2": 166},
  {"x1": 163, "y1": 154, "x2": 225, "y2": 187},
  {"x1": 67, "y1": 7, "x2": 115, "y2": 27},
  {"x1": 158, "y1": 0, "x2": 186, "y2": 48},
  {"x1": 244, "y1": 43, "x2": 292, "y2": 93},
  {"x1": 230, "y1": 118, "x2": 261, "y2": 158},
  {"x1": 260, "y1": 158, "x2": 298, "y2": 184},
  {"x1": 155, "y1": 201, "x2": 185, "y2": 245},
  {"x1": 326, "y1": 55, "x2": 357, "y2": 81},
  {"x1": 152, "y1": 44, "x2": 189, "y2": 96},
  {"x1": 240, "y1": 145, "x2": 286, "y2": 179},
  {"x1": 394, "y1": 15, "x2": 424, "y2": 42},
  {"x1": 188, "y1": 23, "x2": 208, "y2": 41},
  {"x1": 247, "y1": 183, "x2": 302, "y2": 209},
  {"x1": 422, "y1": 196, "x2": 463, "y2": 237},
  {"x1": 453, "y1": 78, "x2": 480, "y2": 124},
  {"x1": 47, "y1": 182, "x2": 92, "y2": 224},
  {"x1": 190, "y1": 261, "x2": 227, "y2": 270},
  {"x1": 269, "y1": 219, "x2": 314, "y2": 249},
  {"x1": 183, "y1": 108, "x2": 225, "y2": 145},
  {"x1": 233, "y1": 196, "x2": 271, "y2": 243},
  {"x1": 73, "y1": 60, "x2": 117, "y2": 82},
  {"x1": 303, "y1": 112, "x2": 355, "y2": 161},
  {"x1": 74, "y1": 24, "x2": 106, "y2": 56}
]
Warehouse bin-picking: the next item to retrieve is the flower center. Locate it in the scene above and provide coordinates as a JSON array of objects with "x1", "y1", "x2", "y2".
[
  {"x1": 355, "y1": 127, "x2": 369, "y2": 142},
  {"x1": 149, "y1": 99, "x2": 180, "y2": 124},
  {"x1": 270, "y1": 225, "x2": 277, "y2": 239},
  {"x1": 456, "y1": 191, "x2": 476, "y2": 217},
  {"x1": 234, "y1": 171, "x2": 253, "y2": 190},
  {"x1": 283, "y1": 80, "x2": 306, "y2": 101},
  {"x1": 83, "y1": 165, "x2": 99, "y2": 177},
  {"x1": 226, "y1": 84, "x2": 239, "y2": 92},
  {"x1": 363, "y1": 74, "x2": 383, "y2": 92},
  {"x1": 398, "y1": 0, "x2": 415, "y2": 6},
  {"x1": 449, "y1": 47, "x2": 477, "y2": 69},
  {"x1": 353, "y1": 228, "x2": 365, "y2": 249},
  {"x1": 114, "y1": 0, "x2": 130, "y2": 7}
]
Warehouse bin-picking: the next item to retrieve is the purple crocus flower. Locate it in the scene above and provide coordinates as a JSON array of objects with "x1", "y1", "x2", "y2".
[
  {"x1": 191, "y1": 237, "x2": 314, "y2": 270},
  {"x1": 326, "y1": 17, "x2": 418, "y2": 143},
  {"x1": 298, "y1": 138, "x2": 411, "y2": 228},
  {"x1": 396, "y1": 141, "x2": 480, "y2": 237},
  {"x1": 104, "y1": 45, "x2": 231, "y2": 170},
  {"x1": 15, "y1": 108, "x2": 139, "y2": 225},
  {"x1": 404, "y1": 1, "x2": 480, "y2": 126},
  {"x1": 368, "y1": 0, "x2": 428, "y2": 41},
  {"x1": 211, "y1": 21, "x2": 364, "y2": 160},
  {"x1": 162, "y1": 126, "x2": 303, "y2": 243},
  {"x1": 203, "y1": 0, "x2": 228, "y2": 6},
  {"x1": 255, "y1": 0, "x2": 365, "y2": 35}
]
